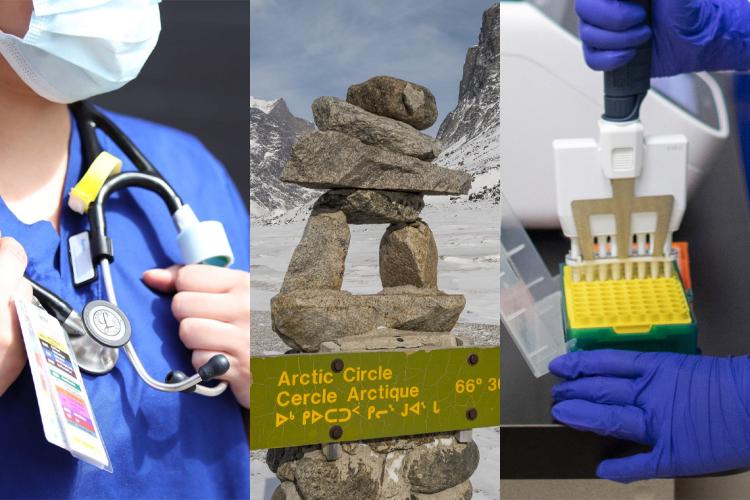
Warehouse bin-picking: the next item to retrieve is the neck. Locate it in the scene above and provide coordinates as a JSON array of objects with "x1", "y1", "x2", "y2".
[{"x1": 0, "y1": 61, "x2": 70, "y2": 232}]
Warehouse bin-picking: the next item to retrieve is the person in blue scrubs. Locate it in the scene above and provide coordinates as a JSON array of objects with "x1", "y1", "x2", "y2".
[
  {"x1": 0, "y1": 1, "x2": 250, "y2": 498},
  {"x1": 550, "y1": 0, "x2": 750, "y2": 484}
]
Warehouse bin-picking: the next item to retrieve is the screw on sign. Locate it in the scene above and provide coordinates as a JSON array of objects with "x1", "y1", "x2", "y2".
[
  {"x1": 331, "y1": 358, "x2": 344, "y2": 373},
  {"x1": 329, "y1": 425, "x2": 344, "y2": 440}
]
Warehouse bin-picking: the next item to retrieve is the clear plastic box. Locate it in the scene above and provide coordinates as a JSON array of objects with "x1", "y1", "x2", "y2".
[{"x1": 500, "y1": 195, "x2": 567, "y2": 377}]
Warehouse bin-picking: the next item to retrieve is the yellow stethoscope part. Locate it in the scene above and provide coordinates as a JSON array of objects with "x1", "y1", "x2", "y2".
[{"x1": 68, "y1": 151, "x2": 122, "y2": 214}]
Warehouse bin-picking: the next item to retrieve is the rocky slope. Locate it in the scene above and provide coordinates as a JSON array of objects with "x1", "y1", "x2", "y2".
[
  {"x1": 437, "y1": 3, "x2": 500, "y2": 201},
  {"x1": 249, "y1": 97, "x2": 317, "y2": 219}
]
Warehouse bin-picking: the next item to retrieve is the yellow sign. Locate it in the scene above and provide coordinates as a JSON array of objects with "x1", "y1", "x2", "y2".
[{"x1": 249, "y1": 347, "x2": 500, "y2": 449}]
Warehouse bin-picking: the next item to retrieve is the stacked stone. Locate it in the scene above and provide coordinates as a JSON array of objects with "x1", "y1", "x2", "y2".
[{"x1": 269, "y1": 76, "x2": 478, "y2": 500}]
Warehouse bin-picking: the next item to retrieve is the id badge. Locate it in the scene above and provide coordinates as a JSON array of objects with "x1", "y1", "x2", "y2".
[{"x1": 15, "y1": 296, "x2": 112, "y2": 472}]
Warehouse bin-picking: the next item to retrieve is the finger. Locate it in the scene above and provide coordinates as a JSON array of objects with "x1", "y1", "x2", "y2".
[
  {"x1": 597, "y1": 453, "x2": 656, "y2": 483},
  {"x1": 549, "y1": 350, "x2": 647, "y2": 380},
  {"x1": 173, "y1": 264, "x2": 245, "y2": 294},
  {"x1": 171, "y1": 291, "x2": 244, "y2": 323},
  {"x1": 552, "y1": 399, "x2": 650, "y2": 444},
  {"x1": 583, "y1": 45, "x2": 637, "y2": 71},
  {"x1": 142, "y1": 265, "x2": 180, "y2": 293},
  {"x1": 552, "y1": 377, "x2": 636, "y2": 405},
  {"x1": 179, "y1": 317, "x2": 247, "y2": 352},
  {"x1": 576, "y1": 0, "x2": 646, "y2": 31},
  {"x1": 580, "y1": 21, "x2": 651, "y2": 50},
  {"x1": 0, "y1": 237, "x2": 27, "y2": 302}
]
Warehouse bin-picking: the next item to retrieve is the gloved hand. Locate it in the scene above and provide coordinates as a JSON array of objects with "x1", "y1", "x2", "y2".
[
  {"x1": 576, "y1": 0, "x2": 750, "y2": 77},
  {"x1": 550, "y1": 349, "x2": 750, "y2": 483}
]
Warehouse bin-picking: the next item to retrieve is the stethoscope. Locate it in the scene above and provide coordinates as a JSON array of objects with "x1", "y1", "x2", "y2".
[{"x1": 25, "y1": 101, "x2": 234, "y2": 397}]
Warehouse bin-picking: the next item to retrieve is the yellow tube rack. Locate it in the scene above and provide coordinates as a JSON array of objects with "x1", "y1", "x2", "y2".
[{"x1": 563, "y1": 265, "x2": 692, "y2": 334}]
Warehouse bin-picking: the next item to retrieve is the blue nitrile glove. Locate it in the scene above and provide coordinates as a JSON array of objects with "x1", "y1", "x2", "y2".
[
  {"x1": 576, "y1": 0, "x2": 750, "y2": 77},
  {"x1": 549, "y1": 349, "x2": 750, "y2": 483}
]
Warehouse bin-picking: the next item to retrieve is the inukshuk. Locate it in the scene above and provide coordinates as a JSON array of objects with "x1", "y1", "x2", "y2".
[{"x1": 268, "y1": 76, "x2": 478, "y2": 500}]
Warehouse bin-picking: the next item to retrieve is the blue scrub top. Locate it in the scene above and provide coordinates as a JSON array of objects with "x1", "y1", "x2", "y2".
[{"x1": 0, "y1": 108, "x2": 250, "y2": 499}]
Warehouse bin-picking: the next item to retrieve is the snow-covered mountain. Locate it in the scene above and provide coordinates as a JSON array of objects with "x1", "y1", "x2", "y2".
[
  {"x1": 250, "y1": 4, "x2": 500, "y2": 222},
  {"x1": 437, "y1": 3, "x2": 500, "y2": 201},
  {"x1": 250, "y1": 97, "x2": 318, "y2": 220}
]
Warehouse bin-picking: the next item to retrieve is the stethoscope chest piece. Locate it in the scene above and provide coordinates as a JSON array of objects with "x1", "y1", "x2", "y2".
[
  {"x1": 70, "y1": 333, "x2": 118, "y2": 375},
  {"x1": 82, "y1": 300, "x2": 131, "y2": 348}
]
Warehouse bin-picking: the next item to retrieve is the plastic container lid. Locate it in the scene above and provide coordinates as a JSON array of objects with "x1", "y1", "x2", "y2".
[{"x1": 500, "y1": 195, "x2": 567, "y2": 377}]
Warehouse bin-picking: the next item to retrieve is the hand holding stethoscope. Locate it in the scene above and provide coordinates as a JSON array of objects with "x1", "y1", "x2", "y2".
[{"x1": 142, "y1": 265, "x2": 251, "y2": 408}]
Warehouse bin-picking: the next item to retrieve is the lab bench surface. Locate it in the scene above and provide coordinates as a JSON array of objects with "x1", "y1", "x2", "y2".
[{"x1": 501, "y1": 82, "x2": 750, "y2": 478}]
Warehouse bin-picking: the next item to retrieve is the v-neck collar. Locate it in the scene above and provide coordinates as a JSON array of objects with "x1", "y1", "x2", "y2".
[{"x1": 0, "y1": 109, "x2": 87, "y2": 283}]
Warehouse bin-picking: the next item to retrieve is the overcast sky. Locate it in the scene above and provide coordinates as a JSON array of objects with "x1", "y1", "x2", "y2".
[{"x1": 250, "y1": 0, "x2": 494, "y2": 135}]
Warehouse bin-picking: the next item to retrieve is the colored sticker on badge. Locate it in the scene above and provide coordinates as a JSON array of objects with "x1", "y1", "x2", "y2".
[{"x1": 40, "y1": 336, "x2": 76, "y2": 377}]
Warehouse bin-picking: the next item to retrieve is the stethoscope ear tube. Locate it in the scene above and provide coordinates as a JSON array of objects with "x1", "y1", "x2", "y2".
[
  {"x1": 70, "y1": 101, "x2": 164, "y2": 178},
  {"x1": 28, "y1": 280, "x2": 74, "y2": 325}
]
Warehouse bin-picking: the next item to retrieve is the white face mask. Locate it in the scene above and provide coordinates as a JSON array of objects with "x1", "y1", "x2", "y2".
[{"x1": 0, "y1": 0, "x2": 161, "y2": 103}]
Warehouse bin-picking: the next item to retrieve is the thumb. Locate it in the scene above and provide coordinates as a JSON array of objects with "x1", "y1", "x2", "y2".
[
  {"x1": 0, "y1": 237, "x2": 28, "y2": 303},
  {"x1": 597, "y1": 452, "x2": 655, "y2": 483},
  {"x1": 15, "y1": 278, "x2": 33, "y2": 303},
  {"x1": 142, "y1": 265, "x2": 181, "y2": 293}
]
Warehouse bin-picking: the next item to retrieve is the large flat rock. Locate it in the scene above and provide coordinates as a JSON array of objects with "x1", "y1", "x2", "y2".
[
  {"x1": 323, "y1": 329, "x2": 458, "y2": 351},
  {"x1": 314, "y1": 189, "x2": 423, "y2": 224},
  {"x1": 281, "y1": 131, "x2": 471, "y2": 195},
  {"x1": 312, "y1": 96, "x2": 441, "y2": 160},
  {"x1": 270, "y1": 286, "x2": 465, "y2": 352},
  {"x1": 290, "y1": 446, "x2": 385, "y2": 500},
  {"x1": 346, "y1": 76, "x2": 438, "y2": 130}
]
